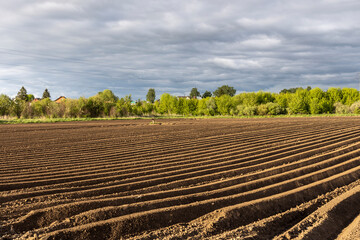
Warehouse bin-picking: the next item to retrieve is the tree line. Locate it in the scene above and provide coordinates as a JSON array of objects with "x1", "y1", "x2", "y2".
[{"x1": 1, "y1": 85, "x2": 360, "y2": 119}]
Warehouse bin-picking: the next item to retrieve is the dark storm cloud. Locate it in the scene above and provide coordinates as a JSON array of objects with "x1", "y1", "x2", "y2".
[{"x1": 1, "y1": 0, "x2": 360, "y2": 99}]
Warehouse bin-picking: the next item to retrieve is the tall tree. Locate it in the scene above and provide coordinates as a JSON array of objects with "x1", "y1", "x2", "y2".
[
  {"x1": 213, "y1": 85, "x2": 236, "y2": 97},
  {"x1": 27, "y1": 94, "x2": 35, "y2": 102},
  {"x1": 190, "y1": 88, "x2": 200, "y2": 99},
  {"x1": 146, "y1": 88, "x2": 156, "y2": 103},
  {"x1": 288, "y1": 88, "x2": 309, "y2": 114},
  {"x1": 0, "y1": 94, "x2": 12, "y2": 116},
  {"x1": 42, "y1": 89, "x2": 51, "y2": 99},
  {"x1": 16, "y1": 86, "x2": 28, "y2": 101},
  {"x1": 202, "y1": 91, "x2": 212, "y2": 98}
]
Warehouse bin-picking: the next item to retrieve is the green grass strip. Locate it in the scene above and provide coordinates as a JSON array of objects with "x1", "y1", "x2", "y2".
[{"x1": 0, "y1": 113, "x2": 359, "y2": 125}]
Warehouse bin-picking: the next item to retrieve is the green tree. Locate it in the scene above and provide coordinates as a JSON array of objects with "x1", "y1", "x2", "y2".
[
  {"x1": 27, "y1": 94, "x2": 35, "y2": 102},
  {"x1": 64, "y1": 99, "x2": 80, "y2": 118},
  {"x1": 308, "y1": 88, "x2": 324, "y2": 114},
  {"x1": 116, "y1": 95, "x2": 132, "y2": 117},
  {"x1": 26, "y1": 98, "x2": 51, "y2": 118},
  {"x1": 240, "y1": 93, "x2": 258, "y2": 106},
  {"x1": 142, "y1": 101, "x2": 154, "y2": 115},
  {"x1": 11, "y1": 99, "x2": 25, "y2": 118},
  {"x1": 189, "y1": 88, "x2": 200, "y2": 99},
  {"x1": 16, "y1": 86, "x2": 28, "y2": 101},
  {"x1": 77, "y1": 97, "x2": 89, "y2": 117},
  {"x1": 157, "y1": 93, "x2": 177, "y2": 114},
  {"x1": 341, "y1": 88, "x2": 359, "y2": 105},
  {"x1": 216, "y1": 95, "x2": 233, "y2": 115},
  {"x1": 0, "y1": 94, "x2": 12, "y2": 116},
  {"x1": 196, "y1": 97, "x2": 217, "y2": 116},
  {"x1": 42, "y1": 89, "x2": 51, "y2": 99},
  {"x1": 93, "y1": 89, "x2": 118, "y2": 116},
  {"x1": 280, "y1": 87, "x2": 298, "y2": 94},
  {"x1": 279, "y1": 87, "x2": 309, "y2": 94},
  {"x1": 308, "y1": 88, "x2": 332, "y2": 114},
  {"x1": 98, "y1": 89, "x2": 118, "y2": 102},
  {"x1": 202, "y1": 91, "x2": 212, "y2": 98},
  {"x1": 206, "y1": 97, "x2": 217, "y2": 116},
  {"x1": 87, "y1": 96, "x2": 103, "y2": 117},
  {"x1": 213, "y1": 85, "x2": 236, "y2": 97},
  {"x1": 274, "y1": 92, "x2": 291, "y2": 111},
  {"x1": 182, "y1": 99, "x2": 198, "y2": 115},
  {"x1": 327, "y1": 88, "x2": 343, "y2": 105},
  {"x1": 30, "y1": 100, "x2": 46, "y2": 117},
  {"x1": 176, "y1": 98, "x2": 184, "y2": 115},
  {"x1": 20, "y1": 102, "x2": 33, "y2": 118},
  {"x1": 146, "y1": 88, "x2": 156, "y2": 103},
  {"x1": 256, "y1": 91, "x2": 275, "y2": 104},
  {"x1": 197, "y1": 98, "x2": 207, "y2": 116},
  {"x1": 48, "y1": 101, "x2": 63, "y2": 118},
  {"x1": 132, "y1": 99, "x2": 144, "y2": 116},
  {"x1": 288, "y1": 89, "x2": 309, "y2": 114}
]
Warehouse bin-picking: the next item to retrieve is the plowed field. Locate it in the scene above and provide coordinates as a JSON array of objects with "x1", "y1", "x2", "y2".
[{"x1": 1, "y1": 117, "x2": 360, "y2": 240}]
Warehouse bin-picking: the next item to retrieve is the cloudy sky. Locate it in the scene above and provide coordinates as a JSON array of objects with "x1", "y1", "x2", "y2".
[{"x1": 1, "y1": 0, "x2": 360, "y2": 99}]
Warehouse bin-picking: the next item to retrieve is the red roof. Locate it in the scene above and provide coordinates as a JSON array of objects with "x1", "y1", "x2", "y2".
[{"x1": 55, "y1": 96, "x2": 66, "y2": 103}]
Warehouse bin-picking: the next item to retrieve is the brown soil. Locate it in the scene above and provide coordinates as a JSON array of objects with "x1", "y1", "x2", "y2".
[
  {"x1": 336, "y1": 213, "x2": 360, "y2": 240},
  {"x1": 0, "y1": 117, "x2": 360, "y2": 240}
]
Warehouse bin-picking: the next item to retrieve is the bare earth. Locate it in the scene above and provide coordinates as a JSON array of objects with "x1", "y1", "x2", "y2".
[
  {"x1": 336, "y1": 213, "x2": 360, "y2": 240},
  {"x1": 1, "y1": 117, "x2": 360, "y2": 240}
]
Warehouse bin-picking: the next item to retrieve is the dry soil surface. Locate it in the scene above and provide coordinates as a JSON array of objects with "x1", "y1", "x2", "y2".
[{"x1": 0, "y1": 117, "x2": 360, "y2": 239}]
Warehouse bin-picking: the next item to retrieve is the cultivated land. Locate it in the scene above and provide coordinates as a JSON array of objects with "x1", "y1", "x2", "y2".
[{"x1": 1, "y1": 117, "x2": 360, "y2": 240}]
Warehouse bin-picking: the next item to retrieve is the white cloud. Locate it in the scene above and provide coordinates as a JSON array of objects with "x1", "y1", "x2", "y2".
[
  {"x1": 236, "y1": 17, "x2": 282, "y2": 28},
  {"x1": 209, "y1": 57, "x2": 261, "y2": 70},
  {"x1": 301, "y1": 73, "x2": 338, "y2": 80},
  {"x1": 163, "y1": 12, "x2": 184, "y2": 30},
  {"x1": 241, "y1": 35, "x2": 282, "y2": 49},
  {"x1": 22, "y1": 1, "x2": 80, "y2": 16},
  {"x1": 0, "y1": 0, "x2": 360, "y2": 98},
  {"x1": 0, "y1": 66, "x2": 33, "y2": 78},
  {"x1": 107, "y1": 20, "x2": 141, "y2": 32},
  {"x1": 295, "y1": 22, "x2": 353, "y2": 34},
  {"x1": 209, "y1": 58, "x2": 238, "y2": 69}
]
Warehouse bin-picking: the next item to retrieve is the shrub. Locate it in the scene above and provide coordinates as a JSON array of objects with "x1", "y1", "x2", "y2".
[
  {"x1": 48, "y1": 101, "x2": 64, "y2": 118},
  {"x1": 64, "y1": 99, "x2": 80, "y2": 118},
  {"x1": 350, "y1": 101, "x2": 360, "y2": 114},
  {"x1": 216, "y1": 95, "x2": 233, "y2": 115},
  {"x1": 0, "y1": 94, "x2": 12, "y2": 116},
  {"x1": 267, "y1": 102, "x2": 283, "y2": 115},
  {"x1": 237, "y1": 105, "x2": 257, "y2": 116},
  {"x1": 334, "y1": 102, "x2": 351, "y2": 114},
  {"x1": 288, "y1": 89, "x2": 309, "y2": 114},
  {"x1": 21, "y1": 103, "x2": 33, "y2": 118},
  {"x1": 256, "y1": 103, "x2": 283, "y2": 116},
  {"x1": 257, "y1": 104, "x2": 268, "y2": 116}
]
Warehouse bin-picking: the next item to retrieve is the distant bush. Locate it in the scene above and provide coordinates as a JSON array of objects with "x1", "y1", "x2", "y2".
[
  {"x1": 334, "y1": 102, "x2": 351, "y2": 114},
  {"x1": 350, "y1": 101, "x2": 360, "y2": 114},
  {"x1": 0, "y1": 94, "x2": 12, "y2": 116},
  {"x1": 2, "y1": 87, "x2": 360, "y2": 119},
  {"x1": 257, "y1": 104, "x2": 268, "y2": 116},
  {"x1": 64, "y1": 99, "x2": 80, "y2": 118},
  {"x1": 237, "y1": 105, "x2": 257, "y2": 116},
  {"x1": 257, "y1": 103, "x2": 283, "y2": 116}
]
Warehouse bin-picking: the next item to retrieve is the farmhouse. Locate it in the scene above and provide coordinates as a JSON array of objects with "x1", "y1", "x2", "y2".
[{"x1": 55, "y1": 96, "x2": 66, "y2": 103}]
